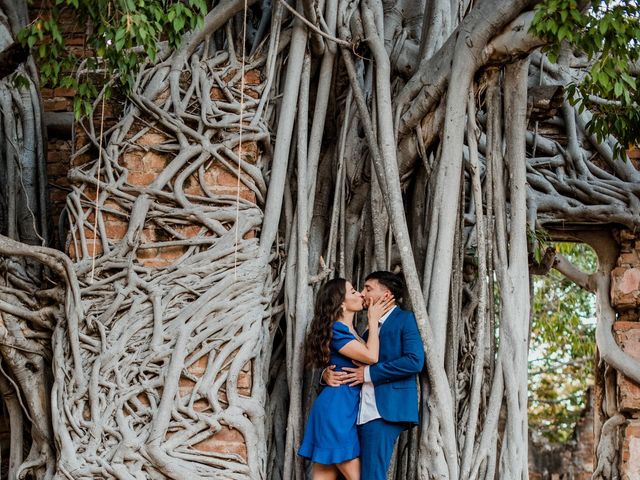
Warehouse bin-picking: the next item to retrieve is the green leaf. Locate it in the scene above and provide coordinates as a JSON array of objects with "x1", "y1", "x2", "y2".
[
  {"x1": 614, "y1": 81, "x2": 623, "y2": 97},
  {"x1": 599, "y1": 19, "x2": 608, "y2": 35},
  {"x1": 620, "y1": 72, "x2": 636, "y2": 88},
  {"x1": 173, "y1": 15, "x2": 185, "y2": 32}
]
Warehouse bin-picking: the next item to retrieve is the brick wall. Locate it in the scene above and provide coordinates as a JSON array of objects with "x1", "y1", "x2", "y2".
[
  {"x1": 611, "y1": 230, "x2": 640, "y2": 480},
  {"x1": 529, "y1": 225, "x2": 640, "y2": 479},
  {"x1": 66, "y1": 70, "x2": 259, "y2": 462},
  {"x1": 37, "y1": 3, "x2": 86, "y2": 246},
  {"x1": 33, "y1": 5, "x2": 261, "y2": 461}
]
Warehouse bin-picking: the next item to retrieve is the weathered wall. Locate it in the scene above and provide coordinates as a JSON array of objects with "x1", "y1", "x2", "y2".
[
  {"x1": 35, "y1": 8, "x2": 262, "y2": 466},
  {"x1": 611, "y1": 229, "x2": 640, "y2": 480},
  {"x1": 529, "y1": 226, "x2": 640, "y2": 480},
  {"x1": 64, "y1": 87, "x2": 260, "y2": 465},
  {"x1": 38, "y1": 4, "x2": 84, "y2": 247}
]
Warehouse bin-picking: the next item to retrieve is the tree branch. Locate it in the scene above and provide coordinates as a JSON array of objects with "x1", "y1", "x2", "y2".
[{"x1": 553, "y1": 253, "x2": 596, "y2": 293}]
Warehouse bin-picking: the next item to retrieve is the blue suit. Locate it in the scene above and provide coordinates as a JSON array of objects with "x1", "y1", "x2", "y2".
[{"x1": 359, "y1": 307, "x2": 424, "y2": 480}]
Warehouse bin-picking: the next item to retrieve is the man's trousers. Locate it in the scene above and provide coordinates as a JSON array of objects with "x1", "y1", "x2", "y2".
[{"x1": 358, "y1": 418, "x2": 405, "y2": 480}]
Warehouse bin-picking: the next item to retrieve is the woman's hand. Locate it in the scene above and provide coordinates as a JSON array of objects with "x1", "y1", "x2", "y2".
[{"x1": 367, "y1": 295, "x2": 395, "y2": 323}]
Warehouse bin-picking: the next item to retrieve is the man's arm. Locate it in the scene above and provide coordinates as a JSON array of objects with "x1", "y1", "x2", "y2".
[
  {"x1": 368, "y1": 313, "x2": 424, "y2": 385},
  {"x1": 342, "y1": 312, "x2": 425, "y2": 386}
]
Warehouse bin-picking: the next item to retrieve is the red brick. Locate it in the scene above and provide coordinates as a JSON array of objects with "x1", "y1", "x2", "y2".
[
  {"x1": 55, "y1": 177, "x2": 71, "y2": 188},
  {"x1": 86, "y1": 240, "x2": 103, "y2": 258},
  {"x1": 179, "y1": 376, "x2": 196, "y2": 397},
  {"x1": 611, "y1": 267, "x2": 640, "y2": 309},
  {"x1": 49, "y1": 189, "x2": 69, "y2": 202},
  {"x1": 234, "y1": 141, "x2": 259, "y2": 164},
  {"x1": 193, "y1": 399, "x2": 210, "y2": 412},
  {"x1": 238, "y1": 371, "x2": 252, "y2": 396},
  {"x1": 155, "y1": 89, "x2": 170, "y2": 103},
  {"x1": 192, "y1": 426, "x2": 247, "y2": 460},
  {"x1": 184, "y1": 182, "x2": 205, "y2": 197},
  {"x1": 136, "y1": 247, "x2": 159, "y2": 261},
  {"x1": 142, "y1": 151, "x2": 167, "y2": 171},
  {"x1": 127, "y1": 172, "x2": 156, "y2": 186},
  {"x1": 138, "y1": 132, "x2": 169, "y2": 146},
  {"x1": 209, "y1": 187, "x2": 256, "y2": 202},
  {"x1": 141, "y1": 228, "x2": 157, "y2": 242},
  {"x1": 68, "y1": 239, "x2": 103, "y2": 260},
  {"x1": 619, "y1": 252, "x2": 640, "y2": 267},
  {"x1": 71, "y1": 153, "x2": 92, "y2": 167},
  {"x1": 74, "y1": 133, "x2": 89, "y2": 152},
  {"x1": 43, "y1": 98, "x2": 72, "y2": 112},
  {"x1": 621, "y1": 420, "x2": 640, "y2": 480},
  {"x1": 175, "y1": 225, "x2": 202, "y2": 239},
  {"x1": 46, "y1": 162, "x2": 69, "y2": 176},
  {"x1": 64, "y1": 36, "x2": 85, "y2": 46},
  {"x1": 122, "y1": 151, "x2": 145, "y2": 172},
  {"x1": 53, "y1": 87, "x2": 76, "y2": 97},
  {"x1": 101, "y1": 209, "x2": 123, "y2": 224},
  {"x1": 628, "y1": 148, "x2": 640, "y2": 159},
  {"x1": 138, "y1": 258, "x2": 169, "y2": 268},
  {"x1": 156, "y1": 245, "x2": 187, "y2": 262},
  {"x1": 244, "y1": 70, "x2": 261, "y2": 85},
  {"x1": 619, "y1": 311, "x2": 639, "y2": 323},
  {"x1": 620, "y1": 230, "x2": 637, "y2": 242},
  {"x1": 244, "y1": 88, "x2": 259, "y2": 99},
  {"x1": 105, "y1": 221, "x2": 128, "y2": 240},
  {"x1": 217, "y1": 170, "x2": 240, "y2": 187},
  {"x1": 614, "y1": 322, "x2": 640, "y2": 411},
  {"x1": 136, "y1": 393, "x2": 150, "y2": 407},
  {"x1": 211, "y1": 87, "x2": 225, "y2": 100},
  {"x1": 47, "y1": 149, "x2": 69, "y2": 163},
  {"x1": 80, "y1": 186, "x2": 101, "y2": 202},
  {"x1": 187, "y1": 354, "x2": 209, "y2": 378}
]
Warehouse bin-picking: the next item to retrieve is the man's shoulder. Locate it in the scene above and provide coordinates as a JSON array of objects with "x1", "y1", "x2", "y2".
[{"x1": 395, "y1": 307, "x2": 416, "y2": 323}]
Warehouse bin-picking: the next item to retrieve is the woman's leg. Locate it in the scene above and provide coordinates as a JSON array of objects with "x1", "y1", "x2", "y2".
[
  {"x1": 312, "y1": 463, "x2": 339, "y2": 480},
  {"x1": 336, "y1": 458, "x2": 360, "y2": 480}
]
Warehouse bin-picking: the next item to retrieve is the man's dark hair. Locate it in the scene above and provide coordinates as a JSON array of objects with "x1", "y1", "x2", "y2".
[{"x1": 365, "y1": 271, "x2": 405, "y2": 304}]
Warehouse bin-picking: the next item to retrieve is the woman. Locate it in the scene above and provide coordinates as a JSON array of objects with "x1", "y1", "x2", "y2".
[{"x1": 298, "y1": 278, "x2": 393, "y2": 480}]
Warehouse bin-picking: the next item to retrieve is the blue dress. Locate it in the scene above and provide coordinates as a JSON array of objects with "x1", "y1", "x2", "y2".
[{"x1": 298, "y1": 322, "x2": 361, "y2": 464}]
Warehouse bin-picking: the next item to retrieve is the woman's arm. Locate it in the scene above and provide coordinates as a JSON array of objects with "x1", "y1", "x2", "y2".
[{"x1": 337, "y1": 297, "x2": 393, "y2": 364}]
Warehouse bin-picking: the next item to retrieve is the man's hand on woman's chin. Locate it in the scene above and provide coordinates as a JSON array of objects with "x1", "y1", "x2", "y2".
[{"x1": 322, "y1": 365, "x2": 347, "y2": 387}]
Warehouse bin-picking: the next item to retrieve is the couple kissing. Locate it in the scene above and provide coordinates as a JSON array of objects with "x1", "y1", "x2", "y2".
[{"x1": 298, "y1": 271, "x2": 425, "y2": 480}]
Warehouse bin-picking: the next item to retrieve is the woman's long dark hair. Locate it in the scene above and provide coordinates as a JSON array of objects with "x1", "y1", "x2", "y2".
[{"x1": 304, "y1": 278, "x2": 346, "y2": 368}]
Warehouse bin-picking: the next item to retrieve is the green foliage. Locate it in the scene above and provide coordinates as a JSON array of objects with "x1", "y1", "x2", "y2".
[
  {"x1": 528, "y1": 226, "x2": 551, "y2": 264},
  {"x1": 529, "y1": 242, "x2": 596, "y2": 443},
  {"x1": 18, "y1": 0, "x2": 207, "y2": 118},
  {"x1": 531, "y1": 1, "x2": 640, "y2": 158}
]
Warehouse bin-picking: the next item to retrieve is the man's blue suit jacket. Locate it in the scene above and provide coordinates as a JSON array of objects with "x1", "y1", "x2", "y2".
[{"x1": 364, "y1": 307, "x2": 425, "y2": 425}]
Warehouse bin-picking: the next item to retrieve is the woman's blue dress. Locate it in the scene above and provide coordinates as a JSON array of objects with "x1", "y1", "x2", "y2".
[{"x1": 298, "y1": 321, "x2": 361, "y2": 465}]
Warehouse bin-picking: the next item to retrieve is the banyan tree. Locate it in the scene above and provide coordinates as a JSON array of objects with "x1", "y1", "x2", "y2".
[{"x1": 0, "y1": 0, "x2": 638, "y2": 478}]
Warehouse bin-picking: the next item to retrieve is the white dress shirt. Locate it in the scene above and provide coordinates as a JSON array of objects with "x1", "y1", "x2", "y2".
[{"x1": 357, "y1": 305, "x2": 396, "y2": 425}]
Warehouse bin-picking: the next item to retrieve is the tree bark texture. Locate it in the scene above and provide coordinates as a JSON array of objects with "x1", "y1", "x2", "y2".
[{"x1": 0, "y1": 0, "x2": 639, "y2": 479}]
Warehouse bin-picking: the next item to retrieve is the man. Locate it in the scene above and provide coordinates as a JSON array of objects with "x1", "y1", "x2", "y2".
[{"x1": 323, "y1": 271, "x2": 425, "y2": 480}]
